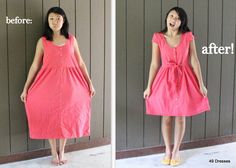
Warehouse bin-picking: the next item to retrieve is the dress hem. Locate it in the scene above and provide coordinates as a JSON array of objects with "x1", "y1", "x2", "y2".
[
  {"x1": 146, "y1": 106, "x2": 210, "y2": 117},
  {"x1": 29, "y1": 133, "x2": 90, "y2": 140}
]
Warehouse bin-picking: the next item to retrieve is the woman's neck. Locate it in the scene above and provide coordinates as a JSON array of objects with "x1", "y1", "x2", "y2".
[
  {"x1": 53, "y1": 31, "x2": 61, "y2": 37},
  {"x1": 166, "y1": 30, "x2": 179, "y2": 37}
]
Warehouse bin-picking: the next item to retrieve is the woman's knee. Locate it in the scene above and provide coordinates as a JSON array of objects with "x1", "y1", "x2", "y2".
[
  {"x1": 175, "y1": 116, "x2": 186, "y2": 123},
  {"x1": 162, "y1": 116, "x2": 172, "y2": 124}
]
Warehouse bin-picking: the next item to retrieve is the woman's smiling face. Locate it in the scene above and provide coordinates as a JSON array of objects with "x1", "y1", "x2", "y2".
[
  {"x1": 166, "y1": 10, "x2": 181, "y2": 31},
  {"x1": 48, "y1": 12, "x2": 64, "y2": 32}
]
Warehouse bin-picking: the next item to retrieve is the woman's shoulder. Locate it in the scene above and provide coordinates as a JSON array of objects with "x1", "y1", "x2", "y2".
[
  {"x1": 68, "y1": 33, "x2": 76, "y2": 40},
  {"x1": 68, "y1": 33, "x2": 77, "y2": 43},
  {"x1": 39, "y1": 36, "x2": 49, "y2": 47},
  {"x1": 152, "y1": 32, "x2": 164, "y2": 44},
  {"x1": 153, "y1": 32, "x2": 164, "y2": 38},
  {"x1": 183, "y1": 31, "x2": 193, "y2": 36},
  {"x1": 36, "y1": 37, "x2": 45, "y2": 45},
  {"x1": 40, "y1": 36, "x2": 46, "y2": 41},
  {"x1": 68, "y1": 33, "x2": 79, "y2": 48},
  {"x1": 31, "y1": 37, "x2": 44, "y2": 50},
  {"x1": 40, "y1": 36, "x2": 50, "y2": 46},
  {"x1": 183, "y1": 31, "x2": 194, "y2": 41}
]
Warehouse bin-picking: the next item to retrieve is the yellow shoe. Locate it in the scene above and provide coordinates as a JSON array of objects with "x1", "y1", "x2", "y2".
[
  {"x1": 161, "y1": 157, "x2": 171, "y2": 165},
  {"x1": 170, "y1": 159, "x2": 181, "y2": 166}
]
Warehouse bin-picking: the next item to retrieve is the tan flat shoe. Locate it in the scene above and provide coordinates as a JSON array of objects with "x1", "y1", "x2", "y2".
[
  {"x1": 161, "y1": 157, "x2": 171, "y2": 165},
  {"x1": 170, "y1": 158, "x2": 181, "y2": 166}
]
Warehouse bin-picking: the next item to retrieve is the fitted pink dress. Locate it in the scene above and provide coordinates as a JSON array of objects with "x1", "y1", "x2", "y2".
[
  {"x1": 25, "y1": 34, "x2": 91, "y2": 139},
  {"x1": 146, "y1": 32, "x2": 210, "y2": 116}
]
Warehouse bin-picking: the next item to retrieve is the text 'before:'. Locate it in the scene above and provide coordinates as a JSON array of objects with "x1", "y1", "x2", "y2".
[{"x1": 6, "y1": 16, "x2": 32, "y2": 24}]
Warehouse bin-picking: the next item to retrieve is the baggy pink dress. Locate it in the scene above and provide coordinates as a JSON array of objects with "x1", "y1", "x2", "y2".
[
  {"x1": 25, "y1": 34, "x2": 91, "y2": 139},
  {"x1": 146, "y1": 32, "x2": 210, "y2": 116}
]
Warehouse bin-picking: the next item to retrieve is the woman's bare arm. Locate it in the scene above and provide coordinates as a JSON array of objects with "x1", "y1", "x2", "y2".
[
  {"x1": 147, "y1": 43, "x2": 161, "y2": 88},
  {"x1": 144, "y1": 42, "x2": 161, "y2": 98},
  {"x1": 190, "y1": 39, "x2": 207, "y2": 96},
  {"x1": 190, "y1": 40, "x2": 204, "y2": 86},
  {"x1": 73, "y1": 36, "x2": 95, "y2": 97},
  {"x1": 21, "y1": 38, "x2": 44, "y2": 102}
]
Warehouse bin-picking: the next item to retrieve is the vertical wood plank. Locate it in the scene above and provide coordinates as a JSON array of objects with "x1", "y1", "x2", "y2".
[
  {"x1": 8, "y1": 0, "x2": 27, "y2": 153},
  {"x1": 116, "y1": 0, "x2": 127, "y2": 150},
  {"x1": 0, "y1": 0, "x2": 10, "y2": 156},
  {"x1": 219, "y1": 0, "x2": 235, "y2": 136},
  {"x1": 206, "y1": 0, "x2": 222, "y2": 138},
  {"x1": 104, "y1": 0, "x2": 112, "y2": 138},
  {"x1": 191, "y1": 0, "x2": 208, "y2": 141},
  {"x1": 25, "y1": 0, "x2": 44, "y2": 150},
  {"x1": 234, "y1": 6, "x2": 236, "y2": 134},
  {"x1": 144, "y1": 0, "x2": 162, "y2": 147},
  {"x1": 126, "y1": 0, "x2": 144, "y2": 149},
  {"x1": 75, "y1": 0, "x2": 91, "y2": 143},
  {"x1": 91, "y1": 0, "x2": 105, "y2": 139}
]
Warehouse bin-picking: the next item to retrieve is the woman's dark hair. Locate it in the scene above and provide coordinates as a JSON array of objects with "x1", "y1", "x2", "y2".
[
  {"x1": 160, "y1": 7, "x2": 190, "y2": 34},
  {"x1": 43, "y1": 7, "x2": 69, "y2": 41}
]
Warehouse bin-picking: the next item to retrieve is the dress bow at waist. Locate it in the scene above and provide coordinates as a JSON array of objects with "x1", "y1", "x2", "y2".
[{"x1": 165, "y1": 62, "x2": 183, "y2": 93}]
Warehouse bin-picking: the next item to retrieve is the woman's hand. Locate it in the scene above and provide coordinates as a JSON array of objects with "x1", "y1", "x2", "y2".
[
  {"x1": 200, "y1": 84, "x2": 207, "y2": 97},
  {"x1": 89, "y1": 83, "x2": 96, "y2": 97},
  {"x1": 20, "y1": 90, "x2": 27, "y2": 102},
  {"x1": 143, "y1": 87, "x2": 151, "y2": 99}
]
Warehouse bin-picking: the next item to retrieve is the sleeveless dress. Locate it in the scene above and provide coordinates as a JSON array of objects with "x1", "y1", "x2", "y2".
[
  {"x1": 25, "y1": 34, "x2": 91, "y2": 139},
  {"x1": 146, "y1": 32, "x2": 210, "y2": 116}
]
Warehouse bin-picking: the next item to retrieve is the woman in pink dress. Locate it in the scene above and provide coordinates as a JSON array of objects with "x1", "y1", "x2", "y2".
[
  {"x1": 144, "y1": 7, "x2": 210, "y2": 166},
  {"x1": 20, "y1": 7, "x2": 95, "y2": 165}
]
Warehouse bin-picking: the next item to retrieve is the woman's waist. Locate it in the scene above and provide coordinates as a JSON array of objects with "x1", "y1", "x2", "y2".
[
  {"x1": 161, "y1": 62, "x2": 190, "y2": 68},
  {"x1": 41, "y1": 65, "x2": 80, "y2": 69}
]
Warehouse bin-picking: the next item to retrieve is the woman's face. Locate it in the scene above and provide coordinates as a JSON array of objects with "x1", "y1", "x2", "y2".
[
  {"x1": 166, "y1": 10, "x2": 181, "y2": 31},
  {"x1": 48, "y1": 12, "x2": 64, "y2": 32}
]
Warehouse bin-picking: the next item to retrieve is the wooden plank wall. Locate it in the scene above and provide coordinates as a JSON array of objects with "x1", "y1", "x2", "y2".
[
  {"x1": 0, "y1": 0, "x2": 111, "y2": 156},
  {"x1": 116, "y1": 0, "x2": 236, "y2": 151}
]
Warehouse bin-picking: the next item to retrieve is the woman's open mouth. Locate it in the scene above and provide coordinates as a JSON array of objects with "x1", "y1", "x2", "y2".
[{"x1": 169, "y1": 23, "x2": 175, "y2": 27}]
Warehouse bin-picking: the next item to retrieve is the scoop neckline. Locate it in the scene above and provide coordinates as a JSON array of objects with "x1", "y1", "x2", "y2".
[
  {"x1": 161, "y1": 33, "x2": 183, "y2": 49},
  {"x1": 51, "y1": 38, "x2": 69, "y2": 47}
]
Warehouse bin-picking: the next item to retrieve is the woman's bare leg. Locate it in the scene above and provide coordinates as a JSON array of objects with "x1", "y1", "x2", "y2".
[
  {"x1": 48, "y1": 139, "x2": 59, "y2": 165},
  {"x1": 162, "y1": 116, "x2": 173, "y2": 159},
  {"x1": 172, "y1": 116, "x2": 186, "y2": 160},
  {"x1": 59, "y1": 139, "x2": 67, "y2": 164}
]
